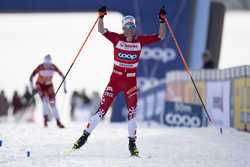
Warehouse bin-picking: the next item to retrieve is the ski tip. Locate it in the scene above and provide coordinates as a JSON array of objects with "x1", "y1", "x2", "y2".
[
  {"x1": 130, "y1": 155, "x2": 152, "y2": 159},
  {"x1": 130, "y1": 155, "x2": 141, "y2": 158},
  {"x1": 61, "y1": 148, "x2": 76, "y2": 155}
]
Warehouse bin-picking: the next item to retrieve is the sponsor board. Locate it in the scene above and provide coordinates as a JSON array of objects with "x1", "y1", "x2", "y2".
[
  {"x1": 163, "y1": 101, "x2": 203, "y2": 127},
  {"x1": 206, "y1": 81, "x2": 231, "y2": 127},
  {"x1": 234, "y1": 78, "x2": 250, "y2": 130},
  {"x1": 136, "y1": 83, "x2": 166, "y2": 122}
]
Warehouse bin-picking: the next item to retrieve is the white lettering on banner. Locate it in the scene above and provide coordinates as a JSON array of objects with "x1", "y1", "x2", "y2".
[
  {"x1": 136, "y1": 90, "x2": 165, "y2": 122},
  {"x1": 165, "y1": 113, "x2": 201, "y2": 127},
  {"x1": 146, "y1": 94, "x2": 155, "y2": 119},
  {"x1": 140, "y1": 47, "x2": 176, "y2": 63},
  {"x1": 136, "y1": 98, "x2": 145, "y2": 121},
  {"x1": 137, "y1": 77, "x2": 163, "y2": 91},
  {"x1": 155, "y1": 91, "x2": 165, "y2": 124},
  {"x1": 116, "y1": 41, "x2": 141, "y2": 51},
  {"x1": 121, "y1": 107, "x2": 127, "y2": 119},
  {"x1": 174, "y1": 103, "x2": 192, "y2": 113},
  {"x1": 155, "y1": 91, "x2": 165, "y2": 116}
]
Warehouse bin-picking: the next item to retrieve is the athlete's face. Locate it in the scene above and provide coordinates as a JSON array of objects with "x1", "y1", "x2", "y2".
[{"x1": 123, "y1": 23, "x2": 136, "y2": 38}]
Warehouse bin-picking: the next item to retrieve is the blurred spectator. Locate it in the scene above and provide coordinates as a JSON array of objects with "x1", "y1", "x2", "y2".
[
  {"x1": 22, "y1": 86, "x2": 36, "y2": 122},
  {"x1": 22, "y1": 86, "x2": 36, "y2": 108},
  {"x1": 70, "y1": 89, "x2": 101, "y2": 121},
  {"x1": 12, "y1": 91, "x2": 23, "y2": 115},
  {"x1": 0, "y1": 90, "x2": 9, "y2": 121},
  {"x1": 70, "y1": 91, "x2": 79, "y2": 121},
  {"x1": 80, "y1": 89, "x2": 91, "y2": 104},
  {"x1": 202, "y1": 50, "x2": 215, "y2": 69}
]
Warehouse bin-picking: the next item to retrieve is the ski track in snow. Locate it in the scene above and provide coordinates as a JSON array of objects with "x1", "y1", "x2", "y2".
[{"x1": 0, "y1": 122, "x2": 250, "y2": 167}]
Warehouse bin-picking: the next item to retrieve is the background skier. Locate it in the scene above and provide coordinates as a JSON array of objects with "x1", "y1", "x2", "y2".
[{"x1": 30, "y1": 54, "x2": 67, "y2": 128}]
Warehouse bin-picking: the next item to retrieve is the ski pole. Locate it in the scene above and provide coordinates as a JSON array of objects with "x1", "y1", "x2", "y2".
[
  {"x1": 164, "y1": 10, "x2": 221, "y2": 131},
  {"x1": 55, "y1": 17, "x2": 99, "y2": 96}
]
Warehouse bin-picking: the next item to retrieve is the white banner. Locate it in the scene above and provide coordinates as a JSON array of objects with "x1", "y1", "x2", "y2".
[{"x1": 206, "y1": 81, "x2": 231, "y2": 127}]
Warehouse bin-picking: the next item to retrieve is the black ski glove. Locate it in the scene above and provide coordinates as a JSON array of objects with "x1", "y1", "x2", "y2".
[
  {"x1": 98, "y1": 6, "x2": 107, "y2": 19},
  {"x1": 159, "y1": 6, "x2": 166, "y2": 23}
]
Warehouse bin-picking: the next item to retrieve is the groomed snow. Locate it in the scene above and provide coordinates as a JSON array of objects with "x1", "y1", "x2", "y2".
[{"x1": 0, "y1": 121, "x2": 250, "y2": 167}]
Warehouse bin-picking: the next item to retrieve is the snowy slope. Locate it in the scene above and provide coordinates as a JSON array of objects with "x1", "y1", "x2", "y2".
[{"x1": 0, "y1": 122, "x2": 250, "y2": 167}]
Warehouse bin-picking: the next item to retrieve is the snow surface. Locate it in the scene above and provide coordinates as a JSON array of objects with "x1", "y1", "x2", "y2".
[{"x1": 0, "y1": 121, "x2": 250, "y2": 167}]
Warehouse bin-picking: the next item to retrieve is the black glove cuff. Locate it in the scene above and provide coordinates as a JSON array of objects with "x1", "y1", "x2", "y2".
[{"x1": 160, "y1": 18, "x2": 165, "y2": 23}]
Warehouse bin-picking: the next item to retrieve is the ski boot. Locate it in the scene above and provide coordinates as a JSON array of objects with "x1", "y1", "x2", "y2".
[
  {"x1": 56, "y1": 119, "x2": 65, "y2": 128},
  {"x1": 128, "y1": 137, "x2": 139, "y2": 156},
  {"x1": 73, "y1": 130, "x2": 90, "y2": 149},
  {"x1": 44, "y1": 115, "x2": 49, "y2": 127}
]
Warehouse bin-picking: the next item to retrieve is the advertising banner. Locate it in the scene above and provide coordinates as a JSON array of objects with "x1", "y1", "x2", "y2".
[
  {"x1": 206, "y1": 81, "x2": 231, "y2": 127},
  {"x1": 234, "y1": 78, "x2": 250, "y2": 131},
  {"x1": 137, "y1": 83, "x2": 166, "y2": 123},
  {"x1": 166, "y1": 81, "x2": 206, "y2": 105},
  {"x1": 163, "y1": 101, "x2": 203, "y2": 127}
]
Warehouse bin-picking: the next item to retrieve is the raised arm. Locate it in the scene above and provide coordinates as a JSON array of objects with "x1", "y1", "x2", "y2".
[
  {"x1": 98, "y1": 6, "x2": 107, "y2": 34},
  {"x1": 97, "y1": 6, "x2": 120, "y2": 44},
  {"x1": 159, "y1": 6, "x2": 167, "y2": 40}
]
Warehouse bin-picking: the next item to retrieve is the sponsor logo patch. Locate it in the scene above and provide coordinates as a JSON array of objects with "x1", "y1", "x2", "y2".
[
  {"x1": 116, "y1": 41, "x2": 141, "y2": 51},
  {"x1": 118, "y1": 52, "x2": 138, "y2": 61},
  {"x1": 114, "y1": 60, "x2": 138, "y2": 68}
]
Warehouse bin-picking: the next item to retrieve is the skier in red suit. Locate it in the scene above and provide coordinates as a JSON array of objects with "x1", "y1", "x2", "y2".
[
  {"x1": 73, "y1": 6, "x2": 166, "y2": 156},
  {"x1": 30, "y1": 54, "x2": 67, "y2": 128}
]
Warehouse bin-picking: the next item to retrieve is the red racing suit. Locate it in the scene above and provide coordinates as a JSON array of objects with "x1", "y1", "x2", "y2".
[
  {"x1": 30, "y1": 63, "x2": 64, "y2": 102},
  {"x1": 97, "y1": 30, "x2": 161, "y2": 120}
]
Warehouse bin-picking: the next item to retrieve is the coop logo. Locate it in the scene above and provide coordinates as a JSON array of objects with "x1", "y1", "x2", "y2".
[
  {"x1": 164, "y1": 113, "x2": 201, "y2": 127},
  {"x1": 118, "y1": 52, "x2": 138, "y2": 61},
  {"x1": 140, "y1": 47, "x2": 176, "y2": 63}
]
